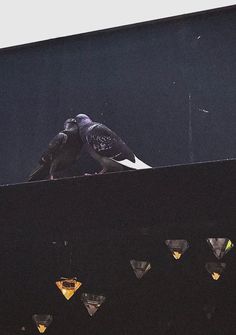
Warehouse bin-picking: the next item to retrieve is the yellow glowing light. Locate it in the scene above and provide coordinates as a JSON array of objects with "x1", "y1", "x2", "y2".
[
  {"x1": 173, "y1": 251, "x2": 182, "y2": 260},
  {"x1": 212, "y1": 272, "x2": 220, "y2": 280},
  {"x1": 37, "y1": 324, "x2": 47, "y2": 333},
  {"x1": 225, "y1": 240, "x2": 233, "y2": 251},
  {"x1": 56, "y1": 278, "x2": 82, "y2": 300}
]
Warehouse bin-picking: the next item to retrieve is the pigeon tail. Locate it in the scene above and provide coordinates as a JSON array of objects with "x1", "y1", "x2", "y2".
[
  {"x1": 112, "y1": 156, "x2": 152, "y2": 170},
  {"x1": 28, "y1": 164, "x2": 50, "y2": 181}
]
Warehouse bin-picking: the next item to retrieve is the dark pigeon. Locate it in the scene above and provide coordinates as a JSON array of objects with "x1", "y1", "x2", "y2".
[
  {"x1": 75, "y1": 114, "x2": 151, "y2": 174},
  {"x1": 28, "y1": 118, "x2": 83, "y2": 181}
]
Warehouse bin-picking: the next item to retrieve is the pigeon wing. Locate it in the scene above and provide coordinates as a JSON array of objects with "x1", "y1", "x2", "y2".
[
  {"x1": 86, "y1": 124, "x2": 151, "y2": 169},
  {"x1": 40, "y1": 132, "x2": 68, "y2": 163},
  {"x1": 86, "y1": 124, "x2": 135, "y2": 162},
  {"x1": 28, "y1": 132, "x2": 68, "y2": 181}
]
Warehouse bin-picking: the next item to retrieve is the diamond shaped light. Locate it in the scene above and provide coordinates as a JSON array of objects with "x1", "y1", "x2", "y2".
[
  {"x1": 32, "y1": 315, "x2": 53, "y2": 333},
  {"x1": 165, "y1": 239, "x2": 189, "y2": 260},
  {"x1": 130, "y1": 260, "x2": 151, "y2": 279},
  {"x1": 55, "y1": 277, "x2": 82, "y2": 300},
  {"x1": 81, "y1": 293, "x2": 106, "y2": 316},
  {"x1": 207, "y1": 238, "x2": 234, "y2": 259},
  {"x1": 205, "y1": 262, "x2": 226, "y2": 280}
]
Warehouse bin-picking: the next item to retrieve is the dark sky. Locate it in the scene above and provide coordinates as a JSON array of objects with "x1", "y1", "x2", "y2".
[{"x1": 0, "y1": 6, "x2": 235, "y2": 184}]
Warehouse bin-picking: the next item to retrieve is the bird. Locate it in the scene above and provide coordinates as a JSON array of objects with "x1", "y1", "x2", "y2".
[
  {"x1": 75, "y1": 113, "x2": 151, "y2": 174},
  {"x1": 28, "y1": 118, "x2": 83, "y2": 181}
]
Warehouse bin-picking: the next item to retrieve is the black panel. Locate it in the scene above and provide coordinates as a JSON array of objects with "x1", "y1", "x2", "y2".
[
  {"x1": 0, "y1": 6, "x2": 236, "y2": 184},
  {"x1": 1, "y1": 159, "x2": 236, "y2": 334}
]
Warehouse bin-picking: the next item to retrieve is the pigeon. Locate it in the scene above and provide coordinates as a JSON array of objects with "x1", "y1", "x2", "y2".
[
  {"x1": 75, "y1": 114, "x2": 151, "y2": 174},
  {"x1": 28, "y1": 118, "x2": 83, "y2": 181}
]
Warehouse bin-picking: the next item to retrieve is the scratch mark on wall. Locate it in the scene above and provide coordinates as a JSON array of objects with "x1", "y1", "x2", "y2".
[
  {"x1": 188, "y1": 93, "x2": 194, "y2": 163},
  {"x1": 199, "y1": 108, "x2": 209, "y2": 113}
]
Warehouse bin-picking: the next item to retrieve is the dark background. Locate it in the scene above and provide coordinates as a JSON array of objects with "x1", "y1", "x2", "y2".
[
  {"x1": 0, "y1": 5, "x2": 236, "y2": 184},
  {"x1": 1, "y1": 160, "x2": 236, "y2": 334}
]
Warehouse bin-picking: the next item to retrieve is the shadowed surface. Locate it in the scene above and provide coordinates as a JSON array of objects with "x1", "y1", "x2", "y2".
[{"x1": 1, "y1": 159, "x2": 236, "y2": 334}]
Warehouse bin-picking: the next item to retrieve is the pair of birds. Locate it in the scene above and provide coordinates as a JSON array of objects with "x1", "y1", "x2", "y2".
[{"x1": 28, "y1": 114, "x2": 151, "y2": 181}]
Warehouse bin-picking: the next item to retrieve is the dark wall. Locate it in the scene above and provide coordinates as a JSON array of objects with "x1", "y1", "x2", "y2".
[
  {"x1": 1, "y1": 160, "x2": 236, "y2": 334},
  {"x1": 0, "y1": 6, "x2": 236, "y2": 184}
]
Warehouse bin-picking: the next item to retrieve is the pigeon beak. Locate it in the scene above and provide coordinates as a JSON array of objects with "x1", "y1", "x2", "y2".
[{"x1": 64, "y1": 123, "x2": 73, "y2": 130}]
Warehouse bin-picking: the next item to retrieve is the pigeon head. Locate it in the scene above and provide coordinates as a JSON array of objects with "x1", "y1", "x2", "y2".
[
  {"x1": 64, "y1": 118, "x2": 78, "y2": 131},
  {"x1": 75, "y1": 114, "x2": 92, "y2": 128}
]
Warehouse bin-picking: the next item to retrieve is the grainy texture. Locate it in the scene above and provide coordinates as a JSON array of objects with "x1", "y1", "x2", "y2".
[
  {"x1": 0, "y1": 6, "x2": 236, "y2": 184},
  {"x1": 0, "y1": 160, "x2": 236, "y2": 334}
]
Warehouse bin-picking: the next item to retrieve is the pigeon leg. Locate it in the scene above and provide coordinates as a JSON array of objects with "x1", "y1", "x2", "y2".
[
  {"x1": 49, "y1": 161, "x2": 57, "y2": 180},
  {"x1": 98, "y1": 168, "x2": 107, "y2": 174}
]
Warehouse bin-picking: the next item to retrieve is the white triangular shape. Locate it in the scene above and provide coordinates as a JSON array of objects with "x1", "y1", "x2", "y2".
[
  {"x1": 81, "y1": 293, "x2": 105, "y2": 316},
  {"x1": 130, "y1": 260, "x2": 151, "y2": 279},
  {"x1": 207, "y1": 238, "x2": 234, "y2": 259},
  {"x1": 165, "y1": 240, "x2": 189, "y2": 260}
]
